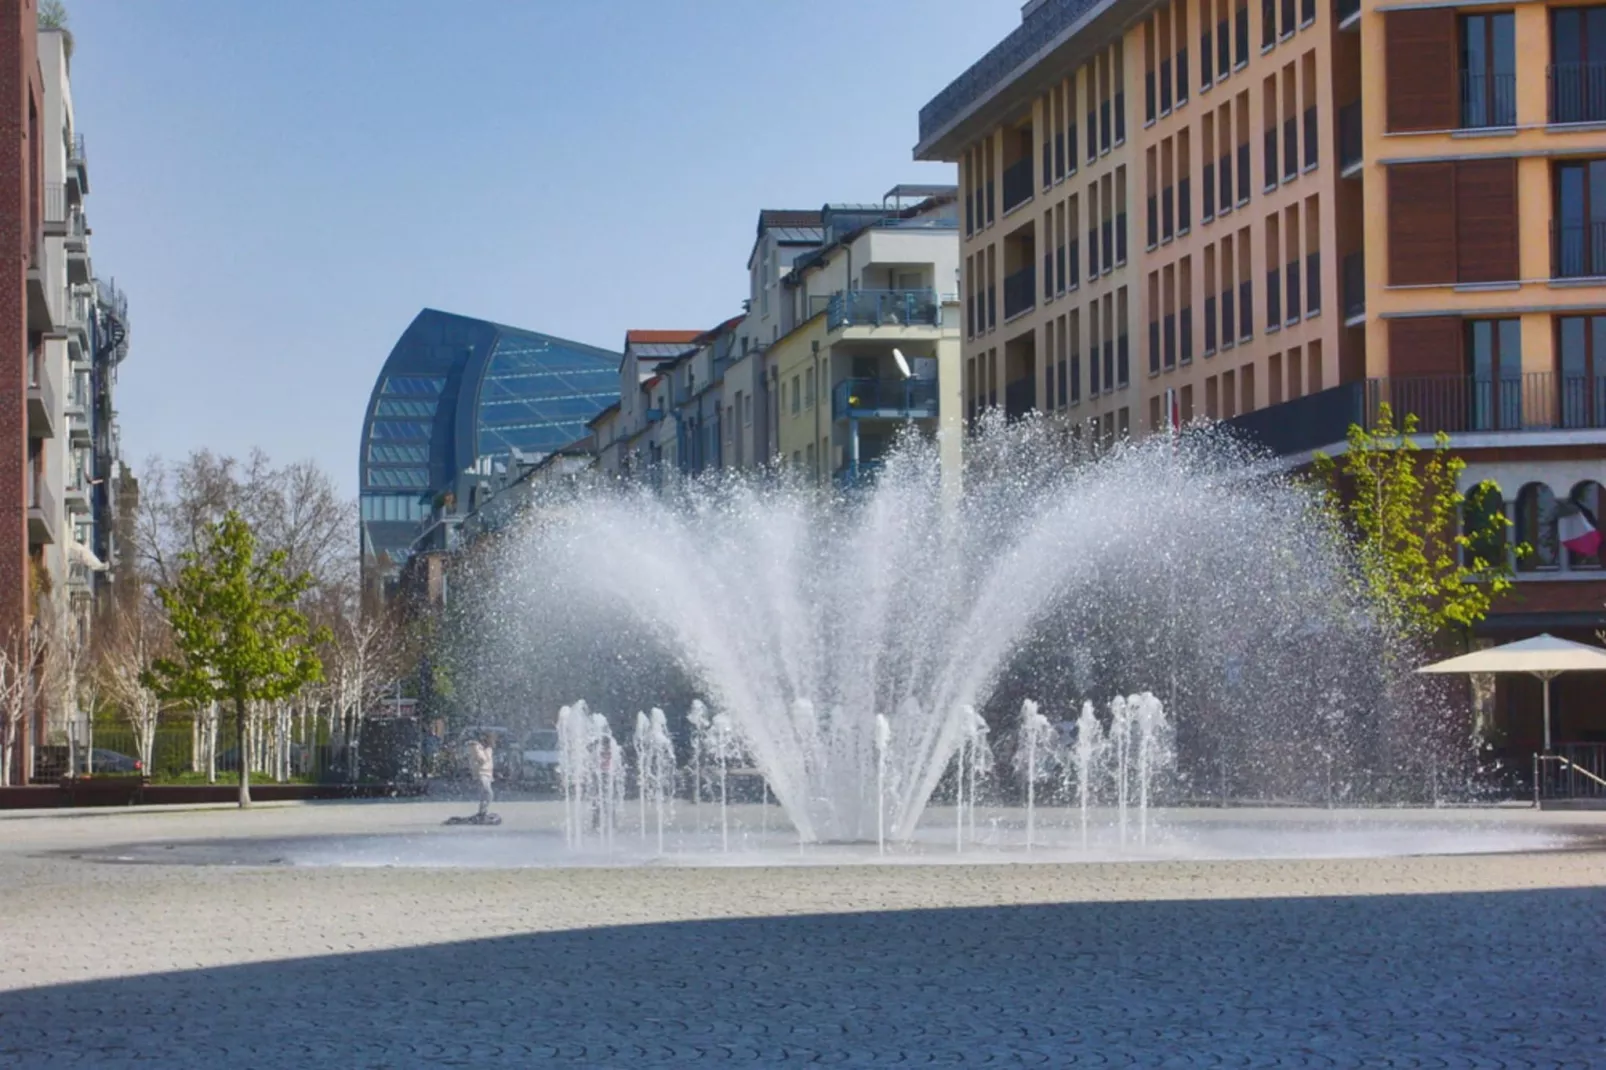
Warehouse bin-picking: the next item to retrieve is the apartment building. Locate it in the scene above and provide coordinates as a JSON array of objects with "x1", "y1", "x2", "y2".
[
  {"x1": 919, "y1": 0, "x2": 1606, "y2": 770},
  {"x1": 771, "y1": 191, "x2": 964, "y2": 486}
]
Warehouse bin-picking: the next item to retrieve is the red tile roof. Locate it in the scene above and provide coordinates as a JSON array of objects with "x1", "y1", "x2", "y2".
[{"x1": 626, "y1": 329, "x2": 704, "y2": 345}]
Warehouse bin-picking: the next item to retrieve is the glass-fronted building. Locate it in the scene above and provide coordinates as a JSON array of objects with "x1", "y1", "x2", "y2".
[{"x1": 360, "y1": 309, "x2": 619, "y2": 581}]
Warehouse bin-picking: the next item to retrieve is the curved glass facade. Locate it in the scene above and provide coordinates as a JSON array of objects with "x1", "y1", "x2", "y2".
[{"x1": 360, "y1": 309, "x2": 618, "y2": 578}]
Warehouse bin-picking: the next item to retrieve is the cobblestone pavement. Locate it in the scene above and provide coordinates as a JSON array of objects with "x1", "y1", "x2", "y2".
[{"x1": 0, "y1": 802, "x2": 1602, "y2": 1067}]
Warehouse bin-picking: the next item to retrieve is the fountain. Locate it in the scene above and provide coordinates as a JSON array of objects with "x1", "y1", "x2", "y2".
[
  {"x1": 633, "y1": 707, "x2": 676, "y2": 854},
  {"x1": 556, "y1": 701, "x2": 624, "y2": 850},
  {"x1": 444, "y1": 418, "x2": 1468, "y2": 853},
  {"x1": 1016, "y1": 701, "x2": 1055, "y2": 851}
]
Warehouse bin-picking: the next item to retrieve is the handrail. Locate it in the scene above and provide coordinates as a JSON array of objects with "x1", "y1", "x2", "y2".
[{"x1": 1532, "y1": 751, "x2": 1606, "y2": 807}]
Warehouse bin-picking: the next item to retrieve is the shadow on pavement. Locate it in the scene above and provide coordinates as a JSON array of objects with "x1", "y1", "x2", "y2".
[{"x1": 2, "y1": 887, "x2": 1602, "y2": 1067}]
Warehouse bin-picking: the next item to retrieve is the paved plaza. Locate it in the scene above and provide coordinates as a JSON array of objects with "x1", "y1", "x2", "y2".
[{"x1": 0, "y1": 801, "x2": 1603, "y2": 1067}]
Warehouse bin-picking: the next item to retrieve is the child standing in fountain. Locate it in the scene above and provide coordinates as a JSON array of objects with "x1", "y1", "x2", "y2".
[{"x1": 466, "y1": 732, "x2": 495, "y2": 818}]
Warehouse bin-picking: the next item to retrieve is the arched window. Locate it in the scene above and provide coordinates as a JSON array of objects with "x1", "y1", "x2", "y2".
[
  {"x1": 1563, "y1": 481, "x2": 1605, "y2": 570},
  {"x1": 1462, "y1": 481, "x2": 1507, "y2": 567},
  {"x1": 1515, "y1": 483, "x2": 1559, "y2": 571}
]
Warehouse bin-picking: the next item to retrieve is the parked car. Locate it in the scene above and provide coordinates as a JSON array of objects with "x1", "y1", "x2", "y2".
[
  {"x1": 80, "y1": 749, "x2": 138, "y2": 774},
  {"x1": 519, "y1": 728, "x2": 561, "y2": 787}
]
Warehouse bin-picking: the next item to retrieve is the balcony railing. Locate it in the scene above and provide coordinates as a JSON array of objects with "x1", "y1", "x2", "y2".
[
  {"x1": 1548, "y1": 62, "x2": 1606, "y2": 124},
  {"x1": 1339, "y1": 101, "x2": 1362, "y2": 173},
  {"x1": 1003, "y1": 265, "x2": 1036, "y2": 320},
  {"x1": 43, "y1": 183, "x2": 65, "y2": 228},
  {"x1": 1225, "y1": 373, "x2": 1606, "y2": 458},
  {"x1": 832, "y1": 377, "x2": 939, "y2": 421},
  {"x1": 826, "y1": 289, "x2": 940, "y2": 330},
  {"x1": 1343, "y1": 251, "x2": 1365, "y2": 321},
  {"x1": 1002, "y1": 157, "x2": 1034, "y2": 214},
  {"x1": 1553, "y1": 220, "x2": 1606, "y2": 279},
  {"x1": 1461, "y1": 70, "x2": 1517, "y2": 129}
]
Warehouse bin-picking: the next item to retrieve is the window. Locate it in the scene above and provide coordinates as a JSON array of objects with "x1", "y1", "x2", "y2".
[
  {"x1": 1465, "y1": 319, "x2": 1522, "y2": 430},
  {"x1": 1515, "y1": 482, "x2": 1560, "y2": 571},
  {"x1": 1550, "y1": 6, "x2": 1606, "y2": 123},
  {"x1": 1558, "y1": 314, "x2": 1606, "y2": 427},
  {"x1": 1460, "y1": 13, "x2": 1516, "y2": 128},
  {"x1": 382, "y1": 375, "x2": 446, "y2": 396},
  {"x1": 1235, "y1": 0, "x2": 1250, "y2": 66},
  {"x1": 369, "y1": 420, "x2": 432, "y2": 441},
  {"x1": 1462, "y1": 482, "x2": 1508, "y2": 567},
  {"x1": 791, "y1": 374, "x2": 801, "y2": 414},
  {"x1": 806, "y1": 368, "x2": 816, "y2": 407},
  {"x1": 368, "y1": 443, "x2": 428, "y2": 464},
  {"x1": 1554, "y1": 160, "x2": 1606, "y2": 279},
  {"x1": 1565, "y1": 481, "x2": 1606, "y2": 569}
]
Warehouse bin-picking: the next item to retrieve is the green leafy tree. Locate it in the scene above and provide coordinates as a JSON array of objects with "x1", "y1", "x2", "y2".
[
  {"x1": 1314, "y1": 403, "x2": 1524, "y2": 646},
  {"x1": 144, "y1": 511, "x2": 329, "y2": 807}
]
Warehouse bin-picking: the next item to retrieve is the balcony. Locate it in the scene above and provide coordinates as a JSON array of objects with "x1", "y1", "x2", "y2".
[
  {"x1": 67, "y1": 132, "x2": 88, "y2": 195},
  {"x1": 826, "y1": 289, "x2": 940, "y2": 331},
  {"x1": 1339, "y1": 101, "x2": 1362, "y2": 175},
  {"x1": 68, "y1": 406, "x2": 90, "y2": 446},
  {"x1": 65, "y1": 210, "x2": 89, "y2": 283},
  {"x1": 1553, "y1": 221, "x2": 1606, "y2": 279},
  {"x1": 832, "y1": 377, "x2": 940, "y2": 422},
  {"x1": 1549, "y1": 62, "x2": 1606, "y2": 125},
  {"x1": 42, "y1": 183, "x2": 65, "y2": 235},
  {"x1": 1343, "y1": 252, "x2": 1365, "y2": 324},
  {"x1": 1002, "y1": 156, "x2": 1034, "y2": 214},
  {"x1": 27, "y1": 364, "x2": 56, "y2": 440},
  {"x1": 1003, "y1": 265, "x2": 1037, "y2": 321},
  {"x1": 1460, "y1": 71, "x2": 1516, "y2": 129},
  {"x1": 64, "y1": 478, "x2": 90, "y2": 514},
  {"x1": 28, "y1": 481, "x2": 57, "y2": 547},
  {"x1": 1225, "y1": 373, "x2": 1606, "y2": 458}
]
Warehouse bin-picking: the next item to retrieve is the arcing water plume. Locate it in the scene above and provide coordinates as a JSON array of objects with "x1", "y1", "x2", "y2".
[{"x1": 450, "y1": 417, "x2": 1456, "y2": 844}]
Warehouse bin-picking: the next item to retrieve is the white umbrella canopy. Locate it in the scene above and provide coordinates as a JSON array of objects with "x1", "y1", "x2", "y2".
[{"x1": 1418, "y1": 633, "x2": 1606, "y2": 750}]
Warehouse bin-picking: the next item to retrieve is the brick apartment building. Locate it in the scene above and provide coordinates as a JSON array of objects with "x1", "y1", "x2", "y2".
[{"x1": 919, "y1": 0, "x2": 1606, "y2": 776}]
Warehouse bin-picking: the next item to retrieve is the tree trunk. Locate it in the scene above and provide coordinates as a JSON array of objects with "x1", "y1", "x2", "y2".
[
  {"x1": 205, "y1": 703, "x2": 218, "y2": 784},
  {"x1": 235, "y1": 695, "x2": 251, "y2": 808}
]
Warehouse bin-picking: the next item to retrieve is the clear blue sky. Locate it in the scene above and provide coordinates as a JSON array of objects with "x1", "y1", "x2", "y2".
[{"x1": 66, "y1": 0, "x2": 1021, "y2": 497}]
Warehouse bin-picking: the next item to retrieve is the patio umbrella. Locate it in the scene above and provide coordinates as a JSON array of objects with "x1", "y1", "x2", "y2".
[{"x1": 1417, "y1": 633, "x2": 1606, "y2": 750}]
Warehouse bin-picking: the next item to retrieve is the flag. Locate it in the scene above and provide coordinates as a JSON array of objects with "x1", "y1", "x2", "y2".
[{"x1": 1559, "y1": 498, "x2": 1602, "y2": 557}]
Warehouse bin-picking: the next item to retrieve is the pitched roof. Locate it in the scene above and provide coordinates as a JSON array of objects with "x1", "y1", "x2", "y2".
[
  {"x1": 757, "y1": 209, "x2": 824, "y2": 235},
  {"x1": 626, "y1": 329, "x2": 704, "y2": 345}
]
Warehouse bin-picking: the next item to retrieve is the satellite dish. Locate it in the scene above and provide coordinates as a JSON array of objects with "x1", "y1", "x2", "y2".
[{"x1": 892, "y1": 348, "x2": 912, "y2": 380}]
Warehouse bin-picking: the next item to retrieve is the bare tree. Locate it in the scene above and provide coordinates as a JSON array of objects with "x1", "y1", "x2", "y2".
[
  {"x1": 0, "y1": 626, "x2": 46, "y2": 787},
  {"x1": 133, "y1": 450, "x2": 355, "y2": 597},
  {"x1": 97, "y1": 602, "x2": 169, "y2": 775},
  {"x1": 325, "y1": 600, "x2": 408, "y2": 780}
]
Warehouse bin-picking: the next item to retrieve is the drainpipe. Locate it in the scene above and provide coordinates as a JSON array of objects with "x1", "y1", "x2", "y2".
[{"x1": 812, "y1": 339, "x2": 822, "y2": 485}]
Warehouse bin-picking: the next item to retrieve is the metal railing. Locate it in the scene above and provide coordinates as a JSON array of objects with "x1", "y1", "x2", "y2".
[
  {"x1": 826, "y1": 288, "x2": 940, "y2": 330},
  {"x1": 919, "y1": 0, "x2": 1105, "y2": 144},
  {"x1": 831, "y1": 377, "x2": 939, "y2": 421},
  {"x1": 1460, "y1": 70, "x2": 1517, "y2": 129},
  {"x1": 1003, "y1": 265, "x2": 1036, "y2": 320},
  {"x1": 1534, "y1": 744, "x2": 1606, "y2": 804},
  {"x1": 1002, "y1": 156, "x2": 1034, "y2": 213},
  {"x1": 1339, "y1": 101, "x2": 1362, "y2": 172},
  {"x1": 1552, "y1": 220, "x2": 1606, "y2": 279},
  {"x1": 69, "y1": 132, "x2": 86, "y2": 166},
  {"x1": 1225, "y1": 373, "x2": 1606, "y2": 457},
  {"x1": 43, "y1": 182, "x2": 65, "y2": 227},
  {"x1": 1548, "y1": 62, "x2": 1606, "y2": 124}
]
